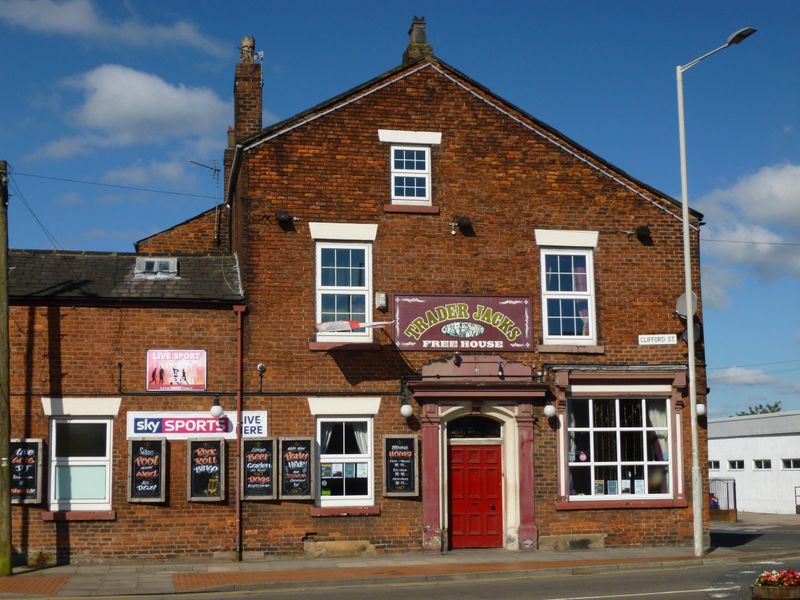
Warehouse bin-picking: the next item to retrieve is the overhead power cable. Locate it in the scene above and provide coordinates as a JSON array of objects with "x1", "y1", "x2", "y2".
[
  {"x1": 8, "y1": 174, "x2": 63, "y2": 250},
  {"x1": 10, "y1": 170, "x2": 217, "y2": 200},
  {"x1": 701, "y1": 237, "x2": 800, "y2": 247}
]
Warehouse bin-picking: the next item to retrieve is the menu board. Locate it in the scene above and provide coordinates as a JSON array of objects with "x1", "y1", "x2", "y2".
[
  {"x1": 241, "y1": 438, "x2": 276, "y2": 500},
  {"x1": 128, "y1": 438, "x2": 166, "y2": 503},
  {"x1": 10, "y1": 439, "x2": 43, "y2": 504},
  {"x1": 187, "y1": 438, "x2": 225, "y2": 501},
  {"x1": 383, "y1": 436, "x2": 418, "y2": 497},
  {"x1": 279, "y1": 438, "x2": 313, "y2": 499}
]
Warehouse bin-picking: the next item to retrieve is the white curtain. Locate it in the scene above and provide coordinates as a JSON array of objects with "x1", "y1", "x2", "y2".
[
  {"x1": 320, "y1": 423, "x2": 334, "y2": 454},
  {"x1": 646, "y1": 400, "x2": 668, "y2": 461},
  {"x1": 352, "y1": 421, "x2": 368, "y2": 455}
]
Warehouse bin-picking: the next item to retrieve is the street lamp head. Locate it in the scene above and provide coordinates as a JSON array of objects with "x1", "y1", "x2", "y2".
[{"x1": 726, "y1": 27, "x2": 756, "y2": 46}]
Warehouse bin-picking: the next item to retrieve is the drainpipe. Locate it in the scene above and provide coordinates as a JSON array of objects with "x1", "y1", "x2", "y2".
[{"x1": 234, "y1": 304, "x2": 246, "y2": 561}]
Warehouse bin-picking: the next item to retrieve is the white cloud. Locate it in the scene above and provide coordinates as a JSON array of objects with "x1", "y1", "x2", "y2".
[
  {"x1": 102, "y1": 159, "x2": 193, "y2": 187},
  {"x1": 0, "y1": 0, "x2": 229, "y2": 57},
  {"x1": 57, "y1": 191, "x2": 83, "y2": 205},
  {"x1": 699, "y1": 163, "x2": 800, "y2": 231},
  {"x1": 29, "y1": 65, "x2": 229, "y2": 159},
  {"x1": 702, "y1": 223, "x2": 800, "y2": 278},
  {"x1": 699, "y1": 264, "x2": 739, "y2": 310},
  {"x1": 708, "y1": 367, "x2": 776, "y2": 386},
  {"x1": 775, "y1": 382, "x2": 800, "y2": 396}
]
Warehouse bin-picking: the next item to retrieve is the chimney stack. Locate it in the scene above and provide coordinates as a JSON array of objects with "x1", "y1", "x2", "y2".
[
  {"x1": 233, "y1": 35, "x2": 263, "y2": 142},
  {"x1": 402, "y1": 17, "x2": 434, "y2": 64}
]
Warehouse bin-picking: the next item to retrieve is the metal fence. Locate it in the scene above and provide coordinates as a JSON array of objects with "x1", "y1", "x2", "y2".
[{"x1": 710, "y1": 478, "x2": 737, "y2": 511}]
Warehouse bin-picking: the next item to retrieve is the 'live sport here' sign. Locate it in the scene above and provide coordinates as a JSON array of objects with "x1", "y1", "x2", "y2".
[{"x1": 127, "y1": 411, "x2": 267, "y2": 440}]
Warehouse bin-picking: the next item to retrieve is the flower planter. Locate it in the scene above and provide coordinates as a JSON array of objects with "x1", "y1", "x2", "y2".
[{"x1": 751, "y1": 586, "x2": 800, "y2": 599}]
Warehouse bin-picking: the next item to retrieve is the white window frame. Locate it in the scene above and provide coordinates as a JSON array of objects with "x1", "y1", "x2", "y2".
[
  {"x1": 315, "y1": 241, "x2": 373, "y2": 343},
  {"x1": 540, "y1": 248, "x2": 597, "y2": 345},
  {"x1": 728, "y1": 460, "x2": 744, "y2": 471},
  {"x1": 781, "y1": 458, "x2": 800, "y2": 470},
  {"x1": 753, "y1": 459, "x2": 772, "y2": 470},
  {"x1": 709, "y1": 460, "x2": 720, "y2": 470},
  {"x1": 316, "y1": 417, "x2": 373, "y2": 507},
  {"x1": 390, "y1": 145, "x2": 431, "y2": 205},
  {"x1": 134, "y1": 256, "x2": 178, "y2": 278},
  {"x1": 566, "y1": 397, "x2": 672, "y2": 501},
  {"x1": 49, "y1": 417, "x2": 113, "y2": 511}
]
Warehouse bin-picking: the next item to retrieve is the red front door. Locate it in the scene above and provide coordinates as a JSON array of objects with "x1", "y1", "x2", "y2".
[{"x1": 448, "y1": 444, "x2": 503, "y2": 548}]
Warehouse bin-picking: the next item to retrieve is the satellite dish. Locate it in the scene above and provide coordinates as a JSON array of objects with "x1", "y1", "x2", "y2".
[{"x1": 675, "y1": 291, "x2": 698, "y2": 318}]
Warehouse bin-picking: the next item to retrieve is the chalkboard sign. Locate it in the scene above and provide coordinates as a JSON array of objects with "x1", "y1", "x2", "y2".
[
  {"x1": 241, "y1": 438, "x2": 276, "y2": 500},
  {"x1": 279, "y1": 437, "x2": 313, "y2": 499},
  {"x1": 383, "y1": 436, "x2": 418, "y2": 497},
  {"x1": 128, "y1": 438, "x2": 166, "y2": 502},
  {"x1": 10, "y1": 439, "x2": 43, "y2": 504},
  {"x1": 187, "y1": 438, "x2": 225, "y2": 501}
]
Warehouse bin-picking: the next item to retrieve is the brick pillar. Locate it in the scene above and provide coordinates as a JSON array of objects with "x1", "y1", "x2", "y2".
[
  {"x1": 420, "y1": 402, "x2": 442, "y2": 552},
  {"x1": 517, "y1": 403, "x2": 538, "y2": 550}
]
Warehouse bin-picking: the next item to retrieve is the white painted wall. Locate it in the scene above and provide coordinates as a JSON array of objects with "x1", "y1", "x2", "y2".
[{"x1": 708, "y1": 434, "x2": 800, "y2": 514}]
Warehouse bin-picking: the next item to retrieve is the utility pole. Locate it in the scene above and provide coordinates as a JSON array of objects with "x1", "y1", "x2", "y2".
[{"x1": 0, "y1": 160, "x2": 10, "y2": 576}]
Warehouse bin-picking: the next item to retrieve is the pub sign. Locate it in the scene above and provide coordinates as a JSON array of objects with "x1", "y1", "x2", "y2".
[{"x1": 394, "y1": 295, "x2": 532, "y2": 351}]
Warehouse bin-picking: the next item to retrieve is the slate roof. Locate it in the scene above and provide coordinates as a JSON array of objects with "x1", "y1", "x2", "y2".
[{"x1": 9, "y1": 250, "x2": 243, "y2": 304}]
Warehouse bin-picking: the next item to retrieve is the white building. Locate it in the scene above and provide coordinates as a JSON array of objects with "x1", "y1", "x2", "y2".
[{"x1": 708, "y1": 410, "x2": 800, "y2": 514}]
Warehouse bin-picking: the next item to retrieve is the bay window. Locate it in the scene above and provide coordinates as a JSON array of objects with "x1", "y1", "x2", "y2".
[{"x1": 567, "y1": 398, "x2": 671, "y2": 499}]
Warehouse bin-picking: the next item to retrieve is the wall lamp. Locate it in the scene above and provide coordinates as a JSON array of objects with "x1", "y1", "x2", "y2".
[
  {"x1": 449, "y1": 216, "x2": 473, "y2": 236},
  {"x1": 276, "y1": 210, "x2": 299, "y2": 224},
  {"x1": 696, "y1": 403, "x2": 707, "y2": 417},
  {"x1": 625, "y1": 225, "x2": 652, "y2": 242},
  {"x1": 400, "y1": 398, "x2": 414, "y2": 418},
  {"x1": 210, "y1": 395, "x2": 225, "y2": 419},
  {"x1": 543, "y1": 403, "x2": 557, "y2": 418}
]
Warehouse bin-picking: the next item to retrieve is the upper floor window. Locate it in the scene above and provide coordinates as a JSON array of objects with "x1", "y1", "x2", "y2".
[
  {"x1": 753, "y1": 459, "x2": 772, "y2": 470},
  {"x1": 782, "y1": 458, "x2": 800, "y2": 470},
  {"x1": 535, "y1": 230, "x2": 598, "y2": 346},
  {"x1": 391, "y1": 146, "x2": 430, "y2": 203},
  {"x1": 541, "y1": 249, "x2": 596, "y2": 344},
  {"x1": 378, "y1": 130, "x2": 441, "y2": 207},
  {"x1": 309, "y1": 223, "x2": 378, "y2": 344},
  {"x1": 709, "y1": 460, "x2": 720, "y2": 470},
  {"x1": 728, "y1": 460, "x2": 744, "y2": 470}
]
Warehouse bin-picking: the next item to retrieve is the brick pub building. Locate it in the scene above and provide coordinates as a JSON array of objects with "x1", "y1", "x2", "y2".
[{"x1": 8, "y1": 20, "x2": 708, "y2": 563}]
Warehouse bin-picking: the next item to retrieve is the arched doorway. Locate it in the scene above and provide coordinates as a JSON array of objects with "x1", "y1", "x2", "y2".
[{"x1": 447, "y1": 415, "x2": 503, "y2": 549}]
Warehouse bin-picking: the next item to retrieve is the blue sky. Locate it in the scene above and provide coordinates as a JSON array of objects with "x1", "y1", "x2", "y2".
[{"x1": 2, "y1": 1, "x2": 798, "y2": 417}]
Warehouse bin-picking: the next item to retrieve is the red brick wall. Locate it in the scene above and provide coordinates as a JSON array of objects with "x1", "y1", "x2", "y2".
[
  {"x1": 10, "y1": 59, "x2": 709, "y2": 562},
  {"x1": 9, "y1": 304, "x2": 240, "y2": 563},
  {"x1": 135, "y1": 205, "x2": 229, "y2": 254},
  {"x1": 235, "y1": 63, "x2": 707, "y2": 548}
]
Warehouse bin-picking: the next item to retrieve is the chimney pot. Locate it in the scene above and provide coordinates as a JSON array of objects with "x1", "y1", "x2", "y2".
[{"x1": 240, "y1": 35, "x2": 256, "y2": 64}]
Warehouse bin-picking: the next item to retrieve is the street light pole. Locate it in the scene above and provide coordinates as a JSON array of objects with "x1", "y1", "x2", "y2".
[{"x1": 676, "y1": 27, "x2": 756, "y2": 558}]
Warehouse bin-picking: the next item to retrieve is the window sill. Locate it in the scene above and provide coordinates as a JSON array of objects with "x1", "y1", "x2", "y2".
[
  {"x1": 555, "y1": 498, "x2": 687, "y2": 511},
  {"x1": 537, "y1": 344, "x2": 604, "y2": 354},
  {"x1": 42, "y1": 510, "x2": 117, "y2": 522},
  {"x1": 308, "y1": 342, "x2": 381, "y2": 352},
  {"x1": 383, "y1": 204, "x2": 439, "y2": 214},
  {"x1": 309, "y1": 506, "x2": 381, "y2": 517}
]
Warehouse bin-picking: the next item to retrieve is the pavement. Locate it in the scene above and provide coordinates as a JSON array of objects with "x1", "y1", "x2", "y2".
[{"x1": 2, "y1": 512, "x2": 799, "y2": 599}]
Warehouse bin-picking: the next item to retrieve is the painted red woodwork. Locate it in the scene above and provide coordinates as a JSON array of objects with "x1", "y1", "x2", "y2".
[{"x1": 449, "y1": 445, "x2": 503, "y2": 549}]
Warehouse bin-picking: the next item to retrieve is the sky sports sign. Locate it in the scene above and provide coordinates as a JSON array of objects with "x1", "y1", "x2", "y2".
[{"x1": 127, "y1": 411, "x2": 267, "y2": 440}]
